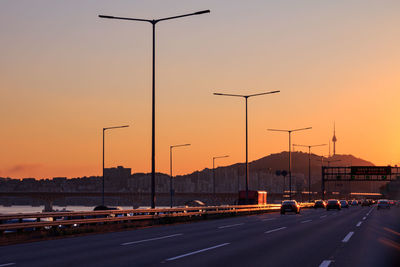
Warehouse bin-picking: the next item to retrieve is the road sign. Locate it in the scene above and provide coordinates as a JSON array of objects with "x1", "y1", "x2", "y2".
[{"x1": 350, "y1": 166, "x2": 391, "y2": 176}]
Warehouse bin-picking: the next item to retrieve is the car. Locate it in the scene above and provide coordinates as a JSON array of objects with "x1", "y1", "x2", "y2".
[
  {"x1": 361, "y1": 200, "x2": 371, "y2": 207},
  {"x1": 281, "y1": 200, "x2": 301, "y2": 214},
  {"x1": 327, "y1": 199, "x2": 341, "y2": 210},
  {"x1": 351, "y1": 200, "x2": 358, "y2": 206},
  {"x1": 314, "y1": 200, "x2": 326, "y2": 209},
  {"x1": 377, "y1": 199, "x2": 390, "y2": 209},
  {"x1": 340, "y1": 200, "x2": 349, "y2": 208}
]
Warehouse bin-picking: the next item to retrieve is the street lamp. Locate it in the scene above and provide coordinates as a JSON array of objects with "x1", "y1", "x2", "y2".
[
  {"x1": 268, "y1": 127, "x2": 312, "y2": 200},
  {"x1": 212, "y1": 155, "x2": 229, "y2": 194},
  {"x1": 102, "y1": 125, "x2": 130, "y2": 206},
  {"x1": 293, "y1": 143, "x2": 326, "y2": 202},
  {"x1": 99, "y1": 10, "x2": 210, "y2": 208},
  {"x1": 214, "y1": 90, "x2": 280, "y2": 203},
  {"x1": 170, "y1": 143, "x2": 191, "y2": 208}
]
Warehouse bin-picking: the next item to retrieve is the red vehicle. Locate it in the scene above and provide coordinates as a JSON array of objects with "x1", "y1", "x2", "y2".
[{"x1": 238, "y1": 190, "x2": 267, "y2": 205}]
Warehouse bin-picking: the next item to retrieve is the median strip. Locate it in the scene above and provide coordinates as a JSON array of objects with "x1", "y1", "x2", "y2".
[
  {"x1": 218, "y1": 223, "x2": 244, "y2": 229},
  {"x1": 265, "y1": 227, "x2": 287, "y2": 234},
  {"x1": 165, "y1": 243, "x2": 230, "y2": 261},
  {"x1": 342, "y1": 232, "x2": 354, "y2": 243},
  {"x1": 121, "y1": 233, "x2": 183, "y2": 246}
]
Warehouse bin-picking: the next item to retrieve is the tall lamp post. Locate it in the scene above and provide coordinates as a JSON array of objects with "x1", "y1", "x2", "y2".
[
  {"x1": 99, "y1": 10, "x2": 210, "y2": 209},
  {"x1": 293, "y1": 143, "x2": 326, "y2": 202},
  {"x1": 102, "y1": 125, "x2": 130, "y2": 206},
  {"x1": 212, "y1": 155, "x2": 229, "y2": 194},
  {"x1": 170, "y1": 144, "x2": 191, "y2": 208},
  {"x1": 268, "y1": 127, "x2": 312, "y2": 200},
  {"x1": 214, "y1": 90, "x2": 280, "y2": 203}
]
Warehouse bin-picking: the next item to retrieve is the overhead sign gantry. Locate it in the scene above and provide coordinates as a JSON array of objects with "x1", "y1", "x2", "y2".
[{"x1": 321, "y1": 166, "x2": 400, "y2": 199}]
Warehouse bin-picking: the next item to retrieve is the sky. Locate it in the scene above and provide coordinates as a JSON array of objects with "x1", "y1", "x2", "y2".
[{"x1": 1, "y1": 0, "x2": 400, "y2": 179}]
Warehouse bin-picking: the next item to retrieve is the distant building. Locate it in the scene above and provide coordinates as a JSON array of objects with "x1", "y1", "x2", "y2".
[
  {"x1": 104, "y1": 166, "x2": 132, "y2": 190},
  {"x1": 53, "y1": 177, "x2": 67, "y2": 182},
  {"x1": 104, "y1": 166, "x2": 131, "y2": 178}
]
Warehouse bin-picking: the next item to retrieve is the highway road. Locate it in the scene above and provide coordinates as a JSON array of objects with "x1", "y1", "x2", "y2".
[{"x1": 1, "y1": 205, "x2": 399, "y2": 267}]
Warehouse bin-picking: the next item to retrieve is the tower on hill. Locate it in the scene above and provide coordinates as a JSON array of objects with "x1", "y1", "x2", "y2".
[{"x1": 332, "y1": 122, "x2": 337, "y2": 155}]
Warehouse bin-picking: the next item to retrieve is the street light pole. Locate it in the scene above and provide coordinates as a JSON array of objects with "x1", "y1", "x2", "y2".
[
  {"x1": 102, "y1": 125, "x2": 129, "y2": 206},
  {"x1": 214, "y1": 90, "x2": 280, "y2": 203},
  {"x1": 268, "y1": 127, "x2": 312, "y2": 200},
  {"x1": 99, "y1": 10, "x2": 210, "y2": 208},
  {"x1": 293, "y1": 143, "x2": 326, "y2": 202},
  {"x1": 212, "y1": 155, "x2": 229, "y2": 194},
  {"x1": 170, "y1": 143, "x2": 191, "y2": 208}
]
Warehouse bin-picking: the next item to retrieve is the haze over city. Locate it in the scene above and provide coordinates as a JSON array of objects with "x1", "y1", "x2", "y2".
[{"x1": 1, "y1": 0, "x2": 400, "y2": 179}]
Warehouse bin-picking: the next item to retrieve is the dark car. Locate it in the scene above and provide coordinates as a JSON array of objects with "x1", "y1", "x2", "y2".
[
  {"x1": 326, "y1": 199, "x2": 341, "y2": 210},
  {"x1": 377, "y1": 199, "x2": 390, "y2": 210},
  {"x1": 340, "y1": 200, "x2": 349, "y2": 208},
  {"x1": 361, "y1": 200, "x2": 371, "y2": 207},
  {"x1": 281, "y1": 200, "x2": 301, "y2": 214},
  {"x1": 314, "y1": 200, "x2": 326, "y2": 209}
]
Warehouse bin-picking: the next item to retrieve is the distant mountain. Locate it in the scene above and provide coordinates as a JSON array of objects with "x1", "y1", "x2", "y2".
[
  {"x1": 209, "y1": 151, "x2": 374, "y2": 178},
  {"x1": 249, "y1": 152, "x2": 374, "y2": 174}
]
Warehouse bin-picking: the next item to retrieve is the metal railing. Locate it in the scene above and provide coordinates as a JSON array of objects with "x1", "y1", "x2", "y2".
[{"x1": 0, "y1": 203, "x2": 314, "y2": 232}]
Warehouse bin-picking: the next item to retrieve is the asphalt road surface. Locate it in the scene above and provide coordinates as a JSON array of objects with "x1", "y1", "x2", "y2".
[{"x1": 1, "y1": 205, "x2": 399, "y2": 267}]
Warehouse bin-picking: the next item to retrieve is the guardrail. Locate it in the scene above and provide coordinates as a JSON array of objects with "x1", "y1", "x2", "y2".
[{"x1": 0, "y1": 203, "x2": 314, "y2": 233}]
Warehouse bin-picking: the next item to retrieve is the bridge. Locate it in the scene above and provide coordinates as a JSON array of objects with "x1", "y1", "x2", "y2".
[{"x1": 0, "y1": 202, "x2": 399, "y2": 266}]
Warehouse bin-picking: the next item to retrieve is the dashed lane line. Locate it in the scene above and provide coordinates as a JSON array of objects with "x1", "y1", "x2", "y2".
[
  {"x1": 165, "y1": 243, "x2": 230, "y2": 261},
  {"x1": 356, "y1": 221, "x2": 362, "y2": 227},
  {"x1": 121, "y1": 233, "x2": 183, "y2": 246},
  {"x1": 363, "y1": 216, "x2": 366, "y2": 220},
  {"x1": 218, "y1": 223, "x2": 244, "y2": 229},
  {"x1": 319, "y1": 260, "x2": 332, "y2": 267},
  {"x1": 262, "y1": 218, "x2": 277, "y2": 221},
  {"x1": 301, "y1": 220, "x2": 312, "y2": 224},
  {"x1": 342, "y1": 232, "x2": 354, "y2": 243},
  {"x1": 265, "y1": 227, "x2": 287, "y2": 234},
  {"x1": 320, "y1": 215, "x2": 327, "y2": 218},
  {"x1": 0, "y1": 264, "x2": 16, "y2": 267}
]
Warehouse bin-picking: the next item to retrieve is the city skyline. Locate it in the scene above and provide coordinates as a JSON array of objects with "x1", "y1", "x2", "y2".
[{"x1": 1, "y1": 1, "x2": 400, "y2": 179}]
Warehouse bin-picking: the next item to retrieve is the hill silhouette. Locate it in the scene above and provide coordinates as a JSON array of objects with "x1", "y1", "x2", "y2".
[{"x1": 208, "y1": 151, "x2": 374, "y2": 178}]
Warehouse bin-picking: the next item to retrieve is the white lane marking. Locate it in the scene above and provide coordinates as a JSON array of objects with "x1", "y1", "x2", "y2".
[
  {"x1": 218, "y1": 223, "x2": 244, "y2": 229},
  {"x1": 366, "y1": 207, "x2": 374, "y2": 216},
  {"x1": 356, "y1": 221, "x2": 362, "y2": 227},
  {"x1": 320, "y1": 215, "x2": 327, "y2": 218},
  {"x1": 342, "y1": 231, "x2": 354, "y2": 243},
  {"x1": 363, "y1": 216, "x2": 366, "y2": 220},
  {"x1": 301, "y1": 220, "x2": 312, "y2": 223},
  {"x1": 262, "y1": 218, "x2": 277, "y2": 221},
  {"x1": 265, "y1": 227, "x2": 287, "y2": 234},
  {"x1": 319, "y1": 260, "x2": 332, "y2": 267},
  {"x1": 165, "y1": 243, "x2": 230, "y2": 261},
  {"x1": 121, "y1": 233, "x2": 183, "y2": 246},
  {"x1": 0, "y1": 264, "x2": 16, "y2": 267}
]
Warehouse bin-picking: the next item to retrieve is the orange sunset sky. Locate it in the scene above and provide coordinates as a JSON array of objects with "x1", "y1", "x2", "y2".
[{"x1": 1, "y1": 1, "x2": 400, "y2": 179}]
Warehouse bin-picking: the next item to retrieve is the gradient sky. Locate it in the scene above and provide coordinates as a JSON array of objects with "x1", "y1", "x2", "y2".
[{"x1": 1, "y1": 0, "x2": 400, "y2": 179}]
